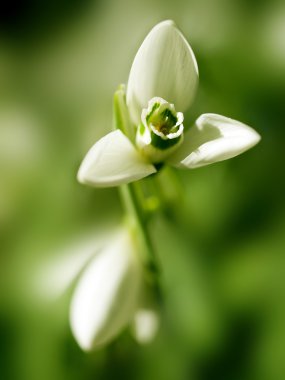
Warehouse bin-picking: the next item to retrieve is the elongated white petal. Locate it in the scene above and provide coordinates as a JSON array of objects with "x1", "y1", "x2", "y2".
[
  {"x1": 77, "y1": 130, "x2": 156, "y2": 187},
  {"x1": 168, "y1": 113, "x2": 261, "y2": 168},
  {"x1": 70, "y1": 229, "x2": 142, "y2": 351},
  {"x1": 127, "y1": 20, "x2": 199, "y2": 125}
]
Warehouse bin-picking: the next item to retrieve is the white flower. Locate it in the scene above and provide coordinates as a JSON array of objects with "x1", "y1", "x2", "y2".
[
  {"x1": 69, "y1": 228, "x2": 143, "y2": 351},
  {"x1": 77, "y1": 20, "x2": 261, "y2": 188}
]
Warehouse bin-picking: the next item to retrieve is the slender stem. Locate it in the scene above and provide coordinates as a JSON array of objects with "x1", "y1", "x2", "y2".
[{"x1": 119, "y1": 182, "x2": 159, "y2": 278}]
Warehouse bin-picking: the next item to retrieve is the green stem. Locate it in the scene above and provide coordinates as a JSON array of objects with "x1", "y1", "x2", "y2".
[{"x1": 119, "y1": 182, "x2": 159, "y2": 278}]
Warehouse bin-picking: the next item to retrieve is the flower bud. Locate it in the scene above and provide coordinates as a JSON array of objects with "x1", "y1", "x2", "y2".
[{"x1": 69, "y1": 229, "x2": 142, "y2": 351}]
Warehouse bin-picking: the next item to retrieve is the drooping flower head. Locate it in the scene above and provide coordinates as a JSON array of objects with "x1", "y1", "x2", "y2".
[{"x1": 70, "y1": 228, "x2": 143, "y2": 351}]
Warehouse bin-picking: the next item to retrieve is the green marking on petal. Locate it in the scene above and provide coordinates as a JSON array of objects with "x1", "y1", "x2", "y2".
[
  {"x1": 150, "y1": 131, "x2": 182, "y2": 150},
  {"x1": 146, "y1": 102, "x2": 160, "y2": 123},
  {"x1": 136, "y1": 97, "x2": 185, "y2": 163}
]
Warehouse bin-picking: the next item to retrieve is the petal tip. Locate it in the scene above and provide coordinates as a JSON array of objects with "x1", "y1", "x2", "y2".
[
  {"x1": 251, "y1": 129, "x2": 261, "y2": 145},
  {"x1": 155, "y1": 19, "x2": 176, "y2": 28},
  {"x1": 77, "y1": 166, "x2": 86, "y2": 185}
]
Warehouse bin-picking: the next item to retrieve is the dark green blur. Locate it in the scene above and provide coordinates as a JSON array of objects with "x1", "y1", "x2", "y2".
[{"x1": 0, "y1": 0, "x2": 285, "y2": 379}]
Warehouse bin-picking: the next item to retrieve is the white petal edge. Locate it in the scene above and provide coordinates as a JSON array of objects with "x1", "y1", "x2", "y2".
[
  {"x1": 69, "y1": 229, "x2": 142, "y2": 351},
  {"x1": 127, "y1": 20, "x2": 199, "y2": 125},
  {"x1": 36, "y1": 229, "x2": 112, "y2": 300},
  {"x1": 167, "y1": 113, "x2": 261, "y2": 168},
  {"x1": 77, "y1": 130, "x2": 156, "y2": 187}
]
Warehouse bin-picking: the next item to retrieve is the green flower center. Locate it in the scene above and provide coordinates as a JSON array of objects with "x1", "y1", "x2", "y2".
[
  {"x1": 147, "y1": 105, "x2": 178, "y2": 135},
  {"x1": 136, "y1": 97, "x2": 184, "y2": 163},
  {"x1": 142, "y1": 98, "x2": 184, "y2": 141}
]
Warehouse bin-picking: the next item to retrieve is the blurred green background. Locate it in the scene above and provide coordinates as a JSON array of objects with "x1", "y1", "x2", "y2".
[{"x1": 1, "y1": 0, "x2": 285, "y2": 379}]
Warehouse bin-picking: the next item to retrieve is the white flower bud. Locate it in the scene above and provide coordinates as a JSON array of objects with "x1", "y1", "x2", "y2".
[{"x1": 69, "y1": 229, "x2": 142, "y2": 351}]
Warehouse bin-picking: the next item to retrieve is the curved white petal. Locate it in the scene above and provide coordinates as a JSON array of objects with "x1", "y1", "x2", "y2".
[
  {"x1": 168, "y1": 113, "x2": 261, "y2": 168},
  {"x1": 127, "y1": 20, "x2": 199, "y2": 125},
  {"x1": 77, "y1": 130, "x2": 156, "y2": 187},
  {"x1": 70, "y1": 229, "x2": 142, "y2": 351}
]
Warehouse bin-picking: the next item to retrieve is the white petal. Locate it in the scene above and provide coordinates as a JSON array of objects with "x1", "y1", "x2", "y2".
[
  {"x1": 77, "y1": 130, "x2": 156, "y2": 187},
  {"x1": 70, "y1": 229, "x2": 142, "y2": 351},
  {"x1": 127, "y1": 20, "x2": 199, "y2": 125},
  {"x1": 168, "y1": 113, "x2": 261, "y2": 168}
]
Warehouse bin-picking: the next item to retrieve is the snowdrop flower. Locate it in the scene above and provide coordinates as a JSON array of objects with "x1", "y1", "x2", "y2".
[
  {"x1": 77, "y1": 20, "x2": 260, "y2": 187},
  {"x1": 69, "y1": 228, "x2": 143, "y2": 351}
]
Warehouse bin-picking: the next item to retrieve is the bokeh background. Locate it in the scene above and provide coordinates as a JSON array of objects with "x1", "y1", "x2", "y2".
[{"x1": 1, "y1": 0, "x2": 285, "y2": 379}]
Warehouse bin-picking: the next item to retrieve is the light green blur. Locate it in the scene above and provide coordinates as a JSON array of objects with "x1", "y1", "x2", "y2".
[{"x1": 0, "y1": 0, "x2": 285, "y2": 379}]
